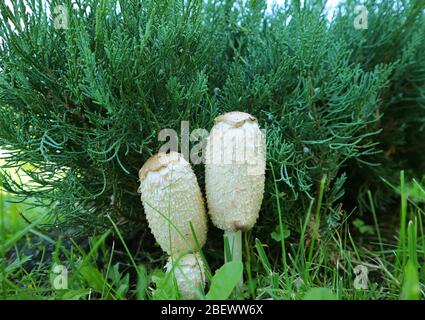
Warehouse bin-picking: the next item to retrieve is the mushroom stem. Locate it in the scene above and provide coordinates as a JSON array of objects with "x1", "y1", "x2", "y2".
[
  {"x1": 224, "y1": 230, "x2": 242, "y2": 263},
  {"x1": 224, "y1": 230, "x2": 243, "y2": 289}
]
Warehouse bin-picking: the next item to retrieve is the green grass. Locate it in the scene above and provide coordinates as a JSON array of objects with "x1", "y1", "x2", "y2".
[{"x1": 0, "y1": 171, "x2": 424, "y2": 300}]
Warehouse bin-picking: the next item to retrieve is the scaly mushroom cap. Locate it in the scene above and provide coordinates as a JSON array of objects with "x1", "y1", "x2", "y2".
[
  {"x1": 166, "y1": 253, "x2": 205, "y2": 300},
  {"x1": 138, "y1": 152, "x2": 207, "y2": 255},
  {"x1": 205, "y1": 112, "x2": 266, "y2": 232}
]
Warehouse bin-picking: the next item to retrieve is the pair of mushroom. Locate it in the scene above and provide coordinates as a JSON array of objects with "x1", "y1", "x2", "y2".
[{"x1": 138, "y1": 112, "x2": 266, "y2": 299}]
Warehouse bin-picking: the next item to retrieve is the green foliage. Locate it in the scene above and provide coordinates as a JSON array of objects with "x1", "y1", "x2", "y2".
[
  {"x1": 401, "y1": 220, "x2": 420, "y2": 300},
  {"x1": 1, "y1": 172, "x2": 425, "y2": 300},
  {"x1": 333, "y1": 0, "x2": 425, "y2": 210},
  {"x1": 206, "y1": 261, "x2": 243, "y2": 300},
  {"x1": 302, "y1": 287, "x2": 337, "y2": 300},
  {"x1": 352, "y1": 218, "x2": 374, "y2": 235},
  {"x1": 151, "y1": 269, "x2": 179, "y2": 300},
  {"x1": 136, "y1": 265, "x2": 148, "y2": 300},
  {"x1": 0, "y1": 210, "x2": 135, "y2": 300},
  {"x1": 401, "y1": 261, "x2": 420, "y2": 300},
  {"x1": 0, "y1": 0, "x2": 424, "y2": 268}
]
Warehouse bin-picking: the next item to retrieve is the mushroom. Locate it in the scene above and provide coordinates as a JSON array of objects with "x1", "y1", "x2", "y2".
[
  {"x1": 165, "y1": 252, "x2": 205, "y2": 300},
  {"x1": 205, "y1": 112, "x2": 266, "y2": 282},
  {"x1": 138, "y1": 152, "x2": 207, "y2": 299}
]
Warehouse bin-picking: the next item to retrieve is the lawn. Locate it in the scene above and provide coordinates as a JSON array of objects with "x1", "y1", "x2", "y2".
[{"x1": 1, "y1": 170, "x2": 424, "y2": 300}]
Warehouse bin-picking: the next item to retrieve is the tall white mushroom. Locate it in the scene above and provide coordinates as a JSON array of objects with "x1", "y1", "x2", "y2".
[
  {"x1": 205, "y1": 112, "x2": 266, "y2": 276},
  {"x1": 138, "y1": 152, "x2": 207, "y2": 299}
]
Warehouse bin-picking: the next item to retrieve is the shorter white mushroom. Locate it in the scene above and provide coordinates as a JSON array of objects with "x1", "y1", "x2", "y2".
[
  {"x1": 165, "y1": 253, "x2": 206, "y2": 300},
  {"x1": 138, "y1": 152, "x2": 208, "y2": 299},
  {"x1": 138, "y1": 152, "x2": 207, "y2": 255}
]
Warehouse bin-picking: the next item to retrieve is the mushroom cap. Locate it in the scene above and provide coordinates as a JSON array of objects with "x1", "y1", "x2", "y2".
[
  {"x1": 138, "y1": 152, "x2": 207, "y2": 255},
  {"x1": 139, "y1": 152, "x2": 181, "y2": 181},
  {"x1": 205, "y1": 112, "x2": 266, "y2": 232},
  {"x1": 165, "y1": 252, "x2": 205, "y2": 300},
  {"x1": 214, "y1": 111, "x2": 257, "y2": 127}
]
